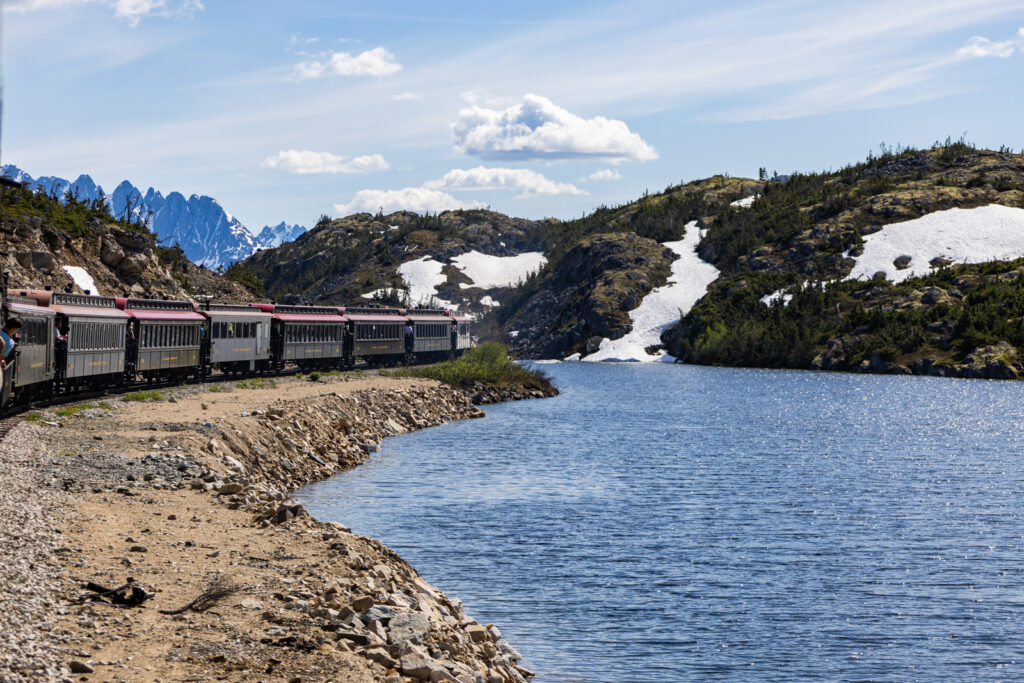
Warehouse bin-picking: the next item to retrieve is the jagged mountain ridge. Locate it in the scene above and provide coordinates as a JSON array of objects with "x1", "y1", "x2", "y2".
[{"x1": 1, "y1": 164, "x2": 307, "y2": 269}]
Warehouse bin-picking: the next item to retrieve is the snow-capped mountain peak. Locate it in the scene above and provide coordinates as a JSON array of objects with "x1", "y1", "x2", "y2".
[{"x1": 2, "y1": 164, "x2": 307, "y2": 269}]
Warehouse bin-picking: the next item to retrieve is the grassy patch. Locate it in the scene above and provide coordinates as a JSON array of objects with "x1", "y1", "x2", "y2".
[
  {"x1": 395, "y1": 343, "x2": 554, "y2": 392},
  {"x1": 123, "y1": 390, "x2": 164, "y2": 402},
  {"x1": 306, "y1": 371, "x2": 322, "y2": 382},
  {"x1": 23, "y1": 412, "x2": 43, "y2": 422},
  {"x1": 55, "y1": 402, "x2": 112, "y2": 418},
  {"x1": 234, "y1": 377, "x2": 275, "y2": 389},
  {"x1": 207, "y1": 384, "x2": 233, "y2": 393}
]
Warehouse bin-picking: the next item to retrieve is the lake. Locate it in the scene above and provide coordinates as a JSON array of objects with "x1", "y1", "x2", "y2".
[{"x1": 297, "y1": 363, "x2": 1024, "y2": 681}]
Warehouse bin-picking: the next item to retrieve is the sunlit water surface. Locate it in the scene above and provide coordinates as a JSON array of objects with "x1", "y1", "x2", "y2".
[{"x1": 297, "y1": 363, "x2": 1024, "y2": 681}]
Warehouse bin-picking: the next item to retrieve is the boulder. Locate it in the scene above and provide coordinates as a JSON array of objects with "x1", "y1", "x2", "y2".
[
  {"x1": 400, "y1": 652, "x2": 449, "y2": 680},
  {"x1": 388, "y1": 612, "x2": 429, "y2": 645},
  {"x1": 893, "y1": 254, "x2": 912, "y2": 270},
  {"x1": 31, "y1": 250, "x2": 54, "y2": 271},
  {"x1": 361, "y1": 605, "x2": 400, "y2": 624},
  {"x1": 118, "y1": 252, "x2": 148, "y2": 274},
  {"x1": 100, "y1": 237, "x2": 125, "y2": 267}
]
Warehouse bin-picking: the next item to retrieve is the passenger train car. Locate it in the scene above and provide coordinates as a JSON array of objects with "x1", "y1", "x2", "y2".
[{"x1": 0, "y1": 275, "x2": 473, "y2": 410}]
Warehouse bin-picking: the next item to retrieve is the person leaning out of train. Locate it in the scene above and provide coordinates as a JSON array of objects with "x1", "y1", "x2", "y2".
[{"x1": 1, "y1": 317, "x2": 23, "y2": 371}]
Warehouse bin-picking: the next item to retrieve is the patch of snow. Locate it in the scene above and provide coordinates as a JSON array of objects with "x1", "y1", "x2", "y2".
[
  {"x1": 582, "y1": 220, "x2": 719, "y2": 362},
  {"x1": 730, "y1": 194, "x2": 757, "y2": 208},
  {"x1": 452, "y1": 251, "x2": 546, "y2": 289},
  {"x1": 563, "y1": 353, "x2": 581, "y2": 361},
  {"x1": 480, "y1": 295, "x2": 499, "y2": 307},
  {"x1": 62, "y1": 266, "x2": 98, "y2": 295},
  {"x1": 397, "y1": 256, "x2": 447, "y2": 305},
  {"x1": 760, "y1": 288, "x2": 794, "y2": 306},
  {"x1": 508, "y1": 330, "x2": 520, "y2": 338},
  {"x1": 847, "y1": 205, "x2": 1024, "y2": 283}
]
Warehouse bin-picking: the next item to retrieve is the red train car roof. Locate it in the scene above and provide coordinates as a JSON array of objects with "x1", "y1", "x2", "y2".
[
  {"x1": 274, "y1": 313, "x2": 348, "y2": 322},
  {"x1": 345, "y1": 313, "x2": 406, "y2": 322},
  {"x1": 123, "y1": 309, "x2": 206, "y2": 321},
  {"x1": 6, "y1": 300, "x2": 56, "y2": 317}
]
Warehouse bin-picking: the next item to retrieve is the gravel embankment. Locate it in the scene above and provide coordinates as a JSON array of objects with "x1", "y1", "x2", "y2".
[{"x1": 0, "y1": 422, "x2": 72, "y2": 683}]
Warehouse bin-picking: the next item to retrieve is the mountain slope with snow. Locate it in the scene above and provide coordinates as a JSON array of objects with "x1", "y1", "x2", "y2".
[{"x1": 582, "y1": 221, "x2": 719, "y2": 362}]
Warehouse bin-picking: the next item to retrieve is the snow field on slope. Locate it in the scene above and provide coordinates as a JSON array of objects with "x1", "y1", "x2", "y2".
[
  {"x1": 730, "y1": 194, "x2": 757, "y2": 208},
  {"x1": 847, "y1": 205, "x2": 1024, "y2": 283},
  {"x1": 396, "y1": 256, "x2": 459, "y2": 309},
  {"x1": 452, "y1": 251, "x2": 547, "y2": 289},
  {"x1": 62, "y1": 266, "x2": 98, "y2": 295},
  {"x1": 582, "y1": 220, "x2": 720, "y2": 362}
]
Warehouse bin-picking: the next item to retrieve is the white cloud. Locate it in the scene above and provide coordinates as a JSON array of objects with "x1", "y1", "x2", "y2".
[
  {"x1": 334, "y1": 187, "x2": 485, "y2": 216},
  {"x1": 291, "y1": 47, "x2": 401, "y2": 81},
  {"x1": 4, "y1": 0, "x2": 201, "y2": 19},
  {"x1": 584, "y1": 168, "x2": 623, "y2": 181},
  {"x1": 452, "y1": 94, "x2": 657, "y2": 162},
  {"x1": 4, "y1": 0, "x2": 91, "y2": 11},
  {"x1": 425, "y1": 166, "x2": 584, "y2": 198},
  {"x1": 260, "y1": 149, "x2": 388, "y2": 174},
  {"x1": 392, "y1": 92, "x2": 421, "y2": 101},
  {"x1": 956, "y1": 35, "x2": 1017, "y2": 58}
]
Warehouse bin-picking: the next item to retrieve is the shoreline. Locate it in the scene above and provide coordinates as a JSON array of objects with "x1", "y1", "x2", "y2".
[{"x1": 0, "y1": 373, "x2": 549, "y2": 682}]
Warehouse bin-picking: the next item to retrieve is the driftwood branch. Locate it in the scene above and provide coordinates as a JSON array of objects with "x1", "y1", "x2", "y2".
[
  {"x1": 81, "y1": 577, "x2": 151, "y2": 607},
  {"x1": 159, "y1": 576, "x2": 239, "y2": 615}
]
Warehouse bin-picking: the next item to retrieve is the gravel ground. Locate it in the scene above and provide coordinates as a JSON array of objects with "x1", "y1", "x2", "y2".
[{"x1": 0, "y1": 421, "x2": 72, "y2": 683}]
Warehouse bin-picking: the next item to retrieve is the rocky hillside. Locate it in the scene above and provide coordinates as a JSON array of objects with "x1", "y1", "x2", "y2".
[
  {"x1": 229, "y1": 210, "x2": 550, "y2": 314},
  {"x1": 0, "y1": 183, "x2": 255, "y2": 301},
  {"x1": 662, "y1": 143, "x2": 1024, "y2": 378}
]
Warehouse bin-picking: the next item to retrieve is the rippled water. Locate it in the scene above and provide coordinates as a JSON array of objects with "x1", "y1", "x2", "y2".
[{"x1": 297, "y1": 363, "x2": 1024, "y2": 681}]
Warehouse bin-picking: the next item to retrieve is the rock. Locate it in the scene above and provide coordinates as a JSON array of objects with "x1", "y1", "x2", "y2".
[
  {"x1": 893, "y1": 254, "x2": 912, "y2": 269},
  {"x1": 349, "y1": 595, "x2": 375, "y2": 612},
  {"x1": 361, "y1": 605, "x2": 400, "y2": 624},
  {"x1": 364, "y1": 647, "x2": 398, "y2": 669},
  {"x1": 336, "y1": 631, "x2": 372, "y2": 647},
  {"x1": 238, "y1": 598, "x2": 263, "y2": 611},
  {"x1": 400, "y1": 652, "x2": 449, "y2": 680},
  {"x1": 100, "y1": 237, "x2": 125, "y2": 267},
  {"x1": 129, "y1": 545, "x2": 147, "y2": 552},
  {"x1": 217, "y1": 482, "x2": 244, "y2": 495},
  {"x1": 69, "y1": 660, "x2": 94, "y2": 673},
  {"x1": 388, "y1": 612, "x2": 429, "y2": 645},
  {"x1": 31, "y1": 250, "x2": 54, "y2": 271},
  {"x1": 465, "y1": 624, "x2": 488, "y2": 643},
  {"x1": 118, "y1": 252, "x2": 148, "y2": 274}
]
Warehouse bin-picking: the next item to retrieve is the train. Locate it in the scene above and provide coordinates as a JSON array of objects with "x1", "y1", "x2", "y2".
[{"x1": 0, "y1": 275, "x2": 473, "y2": 410}]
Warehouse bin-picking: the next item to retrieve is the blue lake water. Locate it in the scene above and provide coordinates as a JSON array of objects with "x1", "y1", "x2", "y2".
[{"x1": 296, "y1": 363, "x2": 1024, "y2": 681}]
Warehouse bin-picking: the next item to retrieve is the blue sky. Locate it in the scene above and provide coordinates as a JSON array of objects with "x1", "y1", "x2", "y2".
[{"x1": 3, "y1": 0, "x2": 1024, "y2": 231}]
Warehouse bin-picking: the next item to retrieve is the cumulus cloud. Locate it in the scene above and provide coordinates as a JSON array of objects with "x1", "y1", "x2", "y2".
[
  {"x1": 291, "y1": 47, "x2": 401, "y2": 81},
  {"x1": 392, "y1": 92, "x2": 421, "y2": 101},
  {"x1": 260, "y1": 149, "x2": 388, "y2": 174},
  {"x1": 334, "y1": 188, "x2": 485, "y2": 216},
  {"x1": 584, "y1": 168, "x2": 623, "y2": 181},
  {"x1": 452, "y1": 94, "x2": 657, "y2": 162},
  {"x1": 425, "y1": 167, "x2": 585, "y2": 198}
]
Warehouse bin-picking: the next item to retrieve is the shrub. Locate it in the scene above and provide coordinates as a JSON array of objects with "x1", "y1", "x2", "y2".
[
  {"x1": 123, "y1": 390, "x2": 164, "y2": 402},
  {"x1": 396, "y1": 343, "x2": 553, "y2": 392}
]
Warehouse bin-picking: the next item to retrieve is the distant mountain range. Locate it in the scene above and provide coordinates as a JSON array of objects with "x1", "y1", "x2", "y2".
[{"x1": 0, "y1": 164, "x2": 306, "y2": 268}]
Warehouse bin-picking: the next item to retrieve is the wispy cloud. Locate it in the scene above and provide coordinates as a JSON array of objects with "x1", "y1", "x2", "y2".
[
  {"x1": 5, "y1": 0, "x2": 203, "y2": 23},
  {"x1": 955, "y1": 27, "x2": 1024, "y2": 58},
  {"x1": 334, "y1": 187, "x2": 484, "y2": 216},
  {"x1": 425, "y1": 166, "x2": 585, "y2": 197},
  {"x1": 291, "y1": 47, "x2": 401, "y2": 82},
  {"x1": 584, "y1": 168, "x2": 622, "y2": 181},
  {"x1": 260, "y1": 149, "x2": 388, "y2": 174},
  {"x1": 392, "y1": 92, "x2": 421, "y2": 101},
  {"x1": 452, "y1": 94, "x2": 657, "y2": 162}
]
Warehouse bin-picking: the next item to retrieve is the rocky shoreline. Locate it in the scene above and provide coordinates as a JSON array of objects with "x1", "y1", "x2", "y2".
[{"x1": 0, "y1": 374, "x2": 546, "y2": 682}]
